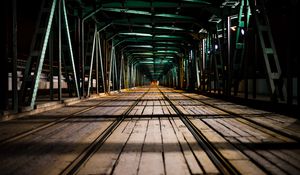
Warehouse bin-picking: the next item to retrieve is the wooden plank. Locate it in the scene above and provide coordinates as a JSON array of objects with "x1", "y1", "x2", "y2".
[
  {"x1": 77, "y1": 120, "x2": 136, "y2": 175},
  {"x1": 236, "y1": 117, "x2": 294, "y2": 142},
  {"x1": 0, "y1": 118, "x2": 114, "y2": 175},
  {"x1": 191, "y1": 119, "x2": 265, "y2": 174},
  {"x1": 162, "y1": 106, "x2": 170, "y2": 115},
  {"x1": 226, "y1": 118, "x2": 267, "y2": 138},
  {"x1": 153, "y1": 106, "x2": 164, "y2": 115},
  {"x1": 204, "y1": 119, "x2": 240, "y2": 137},
  {"x1": 38, "y1": 106, "x2": 87, "y2": 116},
  {"x1": 176, "y1": 119, "x2": 219, "y2": 174},
  {"x1": 269, "y1": 150, "x2": 300, "y2": 169},
  {"x1": 205, "y1": 117, "x2": 300, "y2": 174},
  {"x1": 243, "y1": 115, "x2": 300, "y2": 138},
  {"x1": 153, "y1": 100, "x2": 160, "y2": 106},
  {"x1": 247, "y1": 137, "x2": 300, "y2": 175},
  {"x1": 138, "y1": 119, "x2": 164, "y2": 175},
  {"x1": 129, "y1": 108, "x2": 138, "y2": 115},
  {"x1": 147, "y1": 101, "x2": 154, "y2": 106},
  {"x1": 113, "y1": 119, "x2": 148, "y2": 175},
  {"x1": 166, "y1": 106, "x2": 176, "y2": 115},
  {"x1": 175, "y1": 105, "x2": 189, "y2": 115},
  {"x1": 227, "y1": 136, "x2": 286, "y2": 175},
  {"x1": 171, "y1": 118, "x2": 203, "y2": 174},
  {"x1": 111, "y1": 107, "x2": 124, "y2": 116},
  {"x1": 143, "y1": 106, "x2": 153, "y2": 115},
  {"x1": 161, "y1": 118, "x2": 190, "y2": 175},
  {"x1": 135, "y1": 106, "x2": 145, "y2": 115},
  {"x1": 217, "y1": 118, "x2": 252, "y2": 137}
]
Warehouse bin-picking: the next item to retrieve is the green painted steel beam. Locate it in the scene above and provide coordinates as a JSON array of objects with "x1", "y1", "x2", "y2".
[
  {"x1": 112, "y1": 24, "x2": 186, "y2": 32},
  {"x1": 101, "y1": 1, "x2": 211, "y2": 8},
  {"x1": 112, "y1": 17, "x2": 195, "y2": 25},
  {"x1": 124, "y1": 47, "x2": 180, "y2": 51},
  {"x1": 119, "y1": 32, "x2": 153, "y2": 37},
  {"x1": 100, "y1": 7, "x2": 195, "y2": 20},
  {"x1": 63, "y1": 0, "x2": 80, "y2": 98},
  {"x1": 116, "y1": 35, "x2": 185, "y2": 40},
  {"x1": 30, "y1": 0, "x2": 57, "y2": 108}
]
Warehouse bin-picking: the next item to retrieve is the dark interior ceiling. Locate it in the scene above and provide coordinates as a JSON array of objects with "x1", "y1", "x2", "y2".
[{"x1": 64, "y1": 0, "x2": 243, "y2": 80}]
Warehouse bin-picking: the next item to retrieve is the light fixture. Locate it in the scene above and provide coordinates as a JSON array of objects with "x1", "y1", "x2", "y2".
[
  {"x1": 119, "y1": 32, "x2": 152, "y2": 37},
  {"x1": 127, "y1": 45, "x2": 153, "y2": 48},
  {"x1": 230, "y1": 26, "x2": 237, "y2": 31},
  {"x1": 199, "y1": 28, "x2": 208, "y2": 33},
  {"x1": 241, "y1": 28, "x2": 245, "y2": 35}
]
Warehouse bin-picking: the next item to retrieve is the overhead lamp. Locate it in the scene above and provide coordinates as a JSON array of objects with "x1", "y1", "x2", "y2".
[
  {"x1": 139, "y1": 61, "x2": 154, "y2": 64},
  {"x1": 154, "y1": 35, "x2": 181, "y2": 39},
  {"x1": 230, "y1": 26, "x2": 237, "y2": 31},
  {"x1": 165, "y1": 56, "x2": 174, "y2": 59},
  {"x1": 127, "y1": 45, "x2": 153, "y2": 48},
  {"x1": 132, "y1": 53, "x2": 153, "y2": 55},
  {"x1": 199, "y1": 28, "x2": 208, "y2": 33},
  {"x1": 119, "y1": 32, "x2": 152, "y2": 37},
  {"x1": 144, "y1": 58, "x2": 154, "y2": 60},
  {"x1": 241, "y1": 28, "x2": 245, "y2": 35},
  {"x1": 102, "y1": 8, "x2": 151, "y2": 15},
  {"x1": 156, "y1": 50, "x2": 178, "y2": 54},
  {"x1": 155, "y1": 41, "x2": 178, "y2": 44},
  {"x1": 155, "y1": 13, "x2": 193, "y2": 20},
  {"x1": 155, "y1": 26, "x2": 184, "y2": 31}
]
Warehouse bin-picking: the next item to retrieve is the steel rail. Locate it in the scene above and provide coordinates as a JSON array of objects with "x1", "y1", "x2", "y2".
[
  {"x1": 158, "y1": 87, "x2": 240, "y2": 175},
  {"x1": 179, "y1": 91, "x2": 300, "y2": 142},
  {"x1": 0, "y1": 95, "x2": 121, "y2": 146},
  {"x1": 60, "y1": 88, "x2": 150, "y2": 175}
]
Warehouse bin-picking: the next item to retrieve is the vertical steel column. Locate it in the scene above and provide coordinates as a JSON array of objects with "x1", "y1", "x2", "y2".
[
  {"x1": 97, "y1": 33, "x2": 105, "y2": 93},
  {"x1": 227, "y1": 16, "x2": 232, "y2": 96},
  {"x1": 112, "y1": 47, "x2": 116, "y2": 90},
  {"x1": 108, "y1": 45, "x2": 114, "y2": 92},
  {"x1": 123, "y1": 58, "x2": 126, "y2": 88},
  {"x1": 252, "y1": 35, "x2": 257, "y2": 99},
  {"x1": 113, "y1": 50, "x2": 118, "y2": 90},
  {"x1": 126, "y1": 60, "x2": 130, "y2": 89},
  {"x1": 12, "y1": 0, "x2": 18, "y2": 112},
  {"x1": 49, "y1": 31, "x2": 54, "y2": 100},
  {"x1": 119, "y1": 53, "x2": 124, "y2": 90},
  {"x1": 62, "y1": 0, "x2": 80, "y2": 98},
  {"x1": 185, "y1": 55, "x2": 189, "y2": 90},
  {"x1": 81, "y1": 21, "x2": 85, "y2": 96},
  {"x1": 87, "y1": 27, "x2": 97, "y2": 97},
  {"x1": 76, "y1": 13, "x2": 81, "y2": 98},
  {"x1": 201, "y1": 40, "x2": 205, "y2": 91},
  {"x1": 133, "y1": 64, "x2": 137, "y2": 87},
  {"x1": 130, "y1": 63, "x2": 133, "y2": 87},
  {"x1": 58, "y1": 0, "x2": 62, "y2": 101},
  {"x1": 111, "y1": 51, "x2": 115, "y2": 90},
  {"x1": 131, "y1": 63, "x2": 134, "y2": 87},
  {"x1": 95, "y1": 32, "x2": 99, "y2": 94},
  {"x1": 195, "y1": 49, "x2": 200, "y2": 89},
  {"x1": 30, "y1": 0, "x2": 57, "y2": 108}
]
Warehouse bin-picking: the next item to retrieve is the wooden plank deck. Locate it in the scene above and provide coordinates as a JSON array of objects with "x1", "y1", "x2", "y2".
[{"x1": 0, "y1": 86, "x2": 299, "y2": 175}]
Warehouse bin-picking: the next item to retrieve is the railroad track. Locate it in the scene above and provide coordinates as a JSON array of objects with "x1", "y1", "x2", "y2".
[
  {"x1": 0, "y1": 93, "x2": 130, "y2": 146},
  {"x1": 158, "y1": 87, "x2": 240, "y2": 175},
  {"x1": 175, "y1": 90, "x2": 300, "y2": 142},
  {"x1": 60, "y1": 88, "x2": 150, "y2": 175},
  {"x1": 159, "y1": 87, "x2": 300, "y2": 175}
]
